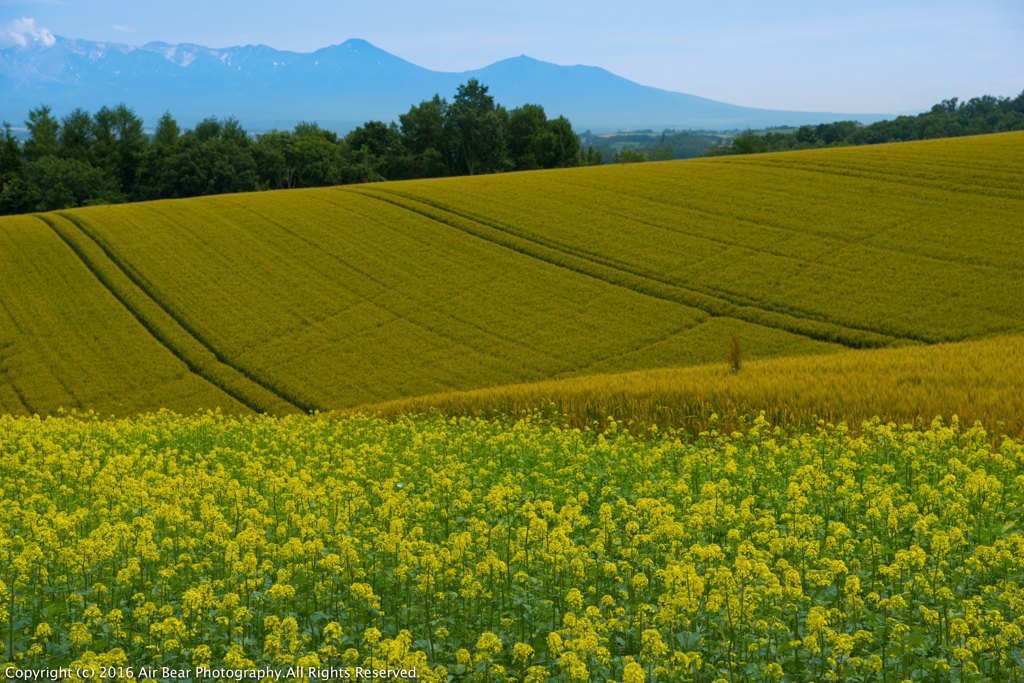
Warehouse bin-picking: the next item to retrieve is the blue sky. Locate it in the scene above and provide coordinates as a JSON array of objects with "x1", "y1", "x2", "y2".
[{"x1": 2, "y1": 0, "x2": 1021, "y2": 114}]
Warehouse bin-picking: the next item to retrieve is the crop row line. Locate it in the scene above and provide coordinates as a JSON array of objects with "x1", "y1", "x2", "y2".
[
  {"x1": 358, "y1": 188, "x2": 909, "y2": 349},
  {"x1": 39, "y1": 214, "x2": 307, "y2": 415},
  {"x1": 729, "y1": 156, "x2": 1024, "y2": 202},
  {"x1": 0, "y1": 300, "x2": 34, "y2": 414},
  {"x1": 62, "y1": 212, "x2": 322, "y2": 413},
  {"x1": 545, "y1": 173, "x2": 1012, "y2": 276},
  {"x1": 556, "y1": 324, "x2": 700, "y2": 379},
  {"x1": 365, "y1": 187, "x2": 876, "y2": 344},
  {"x1": 302, "y1": 193, "x2": 569, "y2": 367},
  {"x1": 0, "y1": 372, "x2": 32, "y2": 416},
  {"x1": 234, "y1": 194, "x2": 561, "y2": 376},
  {"x1": 417, "y1": 182, "x2": 993, "y2": 342},
  {"x1": 380, "y1": 183, "x2": 934, "y2": 339}
]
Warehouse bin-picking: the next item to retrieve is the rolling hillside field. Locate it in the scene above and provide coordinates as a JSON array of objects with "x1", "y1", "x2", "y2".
[
  {"x1": 1, "y1": 132, "x2": 1022, "y2": 422},
  {"x1": 3, "y1": 132, "x2": 1024, "y2": 681}
]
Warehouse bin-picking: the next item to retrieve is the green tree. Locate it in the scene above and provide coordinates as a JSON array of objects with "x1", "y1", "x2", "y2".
[
  {"x1": 507, "y1": 106, "x2": 581, "y2": 171},
  {"x1": 33, "y1": 157, "x2": 124, "y2": 210},
  {"x1": 59, "y1": 108, "x2": 95, "y2": 163},
  {"x1": 111, "y1": 103, "x2": 149, "y2": 197},
  {"x1": 254, "y1": 130, "x2": 299, "y2": 190},
  {"x1": 934, "y1": 97, "x2": 959, "y2": 115},
  {"x1": 153, "y1": 112, "x2": 181, "y2": 148},
  {"x1": 645, "y1": 141, "x2": 673, "y2": 162},
  {"x1": 154, "y1": 118, "x2": 257, "y2": 199},
  {"x1": 192, "y1": 116, "x2": 223, "y2": 142},
  {"x1": 446, "y1": 79, "x2": 511, "y2": 175},
  {"x1": 795, "y1": 125, "x2": 816, "y2": 144},
  {"x1": 256, "y1": 122, "x2": 345, "y2": 191},
  {"x1": 399, "y1": 95, "x2": 450, "y2": 178},
  {"x1": 545, "y1": 116, "x2": 581, "y2": 168},
  {"x1": 135, "y1": 112, "x2": 182, "y2": 201},
  {"x1": 612, "y1": 147, "x2": 647, "y2": 163},
  {"x1": 24, "y1": 105, "x2": 60, "y2": 161},
  {"x1": 0, "y1": 122, "x2": 22, "y2": 179},
  {"x1": 91, "y1": 106, "x2": 118, "y2": 168},
  {"x1": 730, "y1": 129, "x2": 768, "y2": 154},
  {"x1": 217, "y1": 116, "x2": 252, "y2": 146},
  {"x1": 1, "y1": 157, "x2": 125, "y2": 213},
  {"x1": 346, "y1": 120, "x2": 402, "y2": 158},
  {"x1": 508, "y1": 103, "x2": 549, "y2": 170},
  {"x1": 293, "y1": 121, "x2": 338, "y2": 143},
  {"x1": 578, "y1": 144, "x2": 604, "y2": 166},
  {"x1": 345, "y1": 120, "x2": 407, "y2": 180},
  {"x1": 0, "y1": 121, "x2": 28, "y2": 214},
  {"x1": 815, "y1": 121, "x2": 857, "y2": 144},
  {"x1": 294, "y1": 134, "x2": 346, "y2": 187},
  {"x1": 0, "y1": 177, "x2": 36, "y2": 215}
]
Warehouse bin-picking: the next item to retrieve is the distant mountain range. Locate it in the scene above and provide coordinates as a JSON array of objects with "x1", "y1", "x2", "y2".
[{"x1": 1, "y1": 36, "x2": 903, "y2": 133}]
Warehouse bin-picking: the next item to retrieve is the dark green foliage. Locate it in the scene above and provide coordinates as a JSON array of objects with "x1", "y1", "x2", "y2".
[
  {"x1": 292, "y1": 120, "x2": 338, "y2": 143},
  {"x1": 90, "y1": 106, "x2": 118, "y2": 171},
  {"x1": 0, "y1": 157, "x2": 124, "y2": 213},
  {"x1": 507, "y1": 105, "x2": 580, "y2": 171},
  {"x1": 254, "y1": 127, "x2": 360, "y2": 189},
  {"x1": 730, "y1": 128, "x2": 769, "y2": 155},
  {"x1": 24, "y1": 105, "x2": 60, "y2": 161},
  {"x1": 156, "y1": 121, "x2": 259, "y2": 198},
  {"x1": 152, "y1": 112, "x2": 181, "y2": 148},
  {"x1": 611, "y1": 147, "x2": 647, "y2": 164},
  {"x1": 346, "y1": 120, "x2": 402, "y2": 157},
  {"x1": 578, "y1": 144, "x2": 604, "y2": 166},
  {"x1": 0, "y1": 123, "x2": 22, "y2": 180},
  {"x1": 0, "y1": 177, "x2": 36, "y2": 215},
  {"x1": 292, "y1": 134, "x2": 348, "y2": 187},
  {"x1": 508, "y1": 103, "x2": 548, "y2": 170},
  {"x1": 446, "y1": 79, "x2": 512, "y2": 176},
  {"x1": 345, "y1": 120, "x2": 409, "y2": 180},
  {"x1": 58, "y1": 108, "x2": 95, "y2": 163},
  {"x1": 644, "y1": 141, "x2": 674, "y2": 161},
  {"x1": 712, "y1": 90, "x2": 1024, "y2": 156},
  {"x1": 1, "y1": 81, "x2": 585, "y2": 214},
  {"x1": 110, "y1": 104, "x2": 148, "y2": 197},
  {"x1": 611, "y1": 142, "x2": 675, "y2": 163},
  {"x1": 545, "y1": 116, "x2": 582, "y2": 168},
  {"x1": 253, "y1": 130, "x2": 300, "y2": 190},
  {"x1": 399, "y1": 95, "x2": 450, "y2": 179},
  {"x1": 580, "y1": 129, "x2": 716, "y2": 163}
]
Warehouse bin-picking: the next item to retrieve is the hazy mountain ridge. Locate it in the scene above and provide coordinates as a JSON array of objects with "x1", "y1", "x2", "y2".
[{"x1": 1, "y1": 35, "x2": 901, "y2": 132}]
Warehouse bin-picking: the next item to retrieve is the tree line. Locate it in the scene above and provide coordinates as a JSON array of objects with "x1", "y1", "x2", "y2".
[
  {"x1": 709, "y1": 91, "x2": 1024, "y2": 156},
  {"x1": 0, "y1": 79, "x2": 602, "y2": 215}
]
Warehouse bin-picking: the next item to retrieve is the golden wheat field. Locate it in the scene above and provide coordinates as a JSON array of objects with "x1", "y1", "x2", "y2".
[
  {"x1": 1, "y1": 132, "x2": 1023, "y2": 422},
  {"x1": 356, "y1": 333, "x2": 1024, "y2": 438}
]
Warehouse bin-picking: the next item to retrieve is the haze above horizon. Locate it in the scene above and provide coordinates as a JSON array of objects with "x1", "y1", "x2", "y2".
[{"x1": 1, "y1": 0, "x2": 1022, "y2": 114}]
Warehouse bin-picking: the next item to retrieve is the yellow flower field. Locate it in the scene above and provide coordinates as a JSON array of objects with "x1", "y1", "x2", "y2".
[{"x1": 1, "y1": 410, "x2": 1022, "y2": 681}]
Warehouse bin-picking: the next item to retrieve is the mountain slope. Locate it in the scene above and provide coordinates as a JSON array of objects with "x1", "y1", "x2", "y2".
[{"x1": 1, "y1": 36, "x2": 898, "y2": 132}]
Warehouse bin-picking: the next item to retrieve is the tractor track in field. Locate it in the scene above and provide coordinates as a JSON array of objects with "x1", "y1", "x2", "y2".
[
  {"x1": 356, "y1": 187, "x2": 919, "y2": 350},
  {"x1": 38, "y1": 213, "x2": 309, "y2": 415}
]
